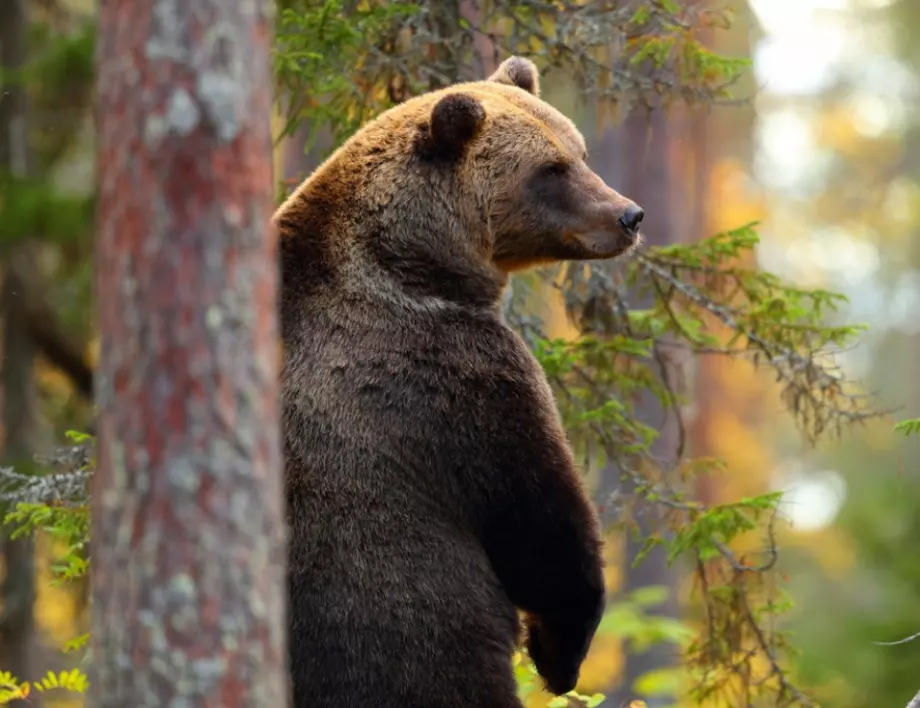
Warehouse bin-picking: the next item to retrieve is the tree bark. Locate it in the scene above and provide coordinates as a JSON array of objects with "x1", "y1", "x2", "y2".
[
  {"x1": 0, "y1": 2, "x2": 42, "y2": 705},
  {"x1": 90, "y1": 2, "x2": 287, "y2": 706}
]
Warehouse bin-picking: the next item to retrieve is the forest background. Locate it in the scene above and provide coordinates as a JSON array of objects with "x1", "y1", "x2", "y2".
[{"x1": 0, "y1": 0, "x2": 919, "y2": 707}]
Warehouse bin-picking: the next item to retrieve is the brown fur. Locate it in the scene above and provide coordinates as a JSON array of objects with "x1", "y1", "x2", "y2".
[{"x1": 277, "y1": 57, "x2": 642, "y2": 708}]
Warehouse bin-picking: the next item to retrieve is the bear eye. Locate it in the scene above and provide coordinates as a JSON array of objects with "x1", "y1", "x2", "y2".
[{"x1": 541, "y1": 162, "x2": 569, "y2": 178}]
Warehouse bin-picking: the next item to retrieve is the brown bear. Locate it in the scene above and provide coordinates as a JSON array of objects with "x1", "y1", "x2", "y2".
[{"x1": 276, "y1": 56, "x2": 643, "y2": 708}]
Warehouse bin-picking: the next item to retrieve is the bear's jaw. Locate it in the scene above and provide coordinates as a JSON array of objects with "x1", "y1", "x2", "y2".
[{"x1": 572, "y1": 227, "x2": 642, "y2": 260}]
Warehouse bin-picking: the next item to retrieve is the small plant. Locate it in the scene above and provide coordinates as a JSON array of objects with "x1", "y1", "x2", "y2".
[
  {"x1": 895, "y1": 418, "x2": 920, "y2": 437},
  {"x1": 0, "y1": 432, "x2": 93, "y2": 705}
]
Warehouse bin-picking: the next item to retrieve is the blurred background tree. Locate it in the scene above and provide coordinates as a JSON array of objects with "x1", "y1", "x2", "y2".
[
  {"x1": 1, "y1": 0, "x2": 917, "y2": 706},
  {"x1": 0, "y1": 0, "x2": 94, "y2": 705}
]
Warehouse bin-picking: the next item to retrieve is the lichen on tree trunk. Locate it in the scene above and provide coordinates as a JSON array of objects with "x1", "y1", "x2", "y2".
[{"x1": 91, "y1": 1, "x2": 288, "y2": 706}]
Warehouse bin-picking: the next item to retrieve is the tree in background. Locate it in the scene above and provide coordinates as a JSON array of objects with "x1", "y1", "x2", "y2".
[
  {"x1": 1, "y1": 0, "x2": 97, "y2": 701},
  {"x1": 0, "y1": 3, "x2": 42, "y2": 705},
  {"x1": 0, "y1": 1, "x2": 892, "y2": 706}
]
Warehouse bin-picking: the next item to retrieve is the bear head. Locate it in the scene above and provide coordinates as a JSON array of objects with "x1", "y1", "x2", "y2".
[{"x1": 275, "y1": 56, "x2": 644, "y2": 307}]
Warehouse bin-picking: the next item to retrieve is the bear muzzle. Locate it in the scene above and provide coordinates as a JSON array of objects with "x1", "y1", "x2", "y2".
[
  {"x1": 571, "y1": 197, "x2": 644, "y2": 259},
  {"x1": 557, "y1": 164, "x2": 644, "y2": 259}
]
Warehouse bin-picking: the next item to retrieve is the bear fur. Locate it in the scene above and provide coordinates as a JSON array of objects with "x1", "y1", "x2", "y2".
[{"x1": 276, "y1": 56, "x2": 643, "y2": 708}]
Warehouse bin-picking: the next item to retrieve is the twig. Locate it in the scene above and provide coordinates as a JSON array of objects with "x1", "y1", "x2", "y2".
[{"x1": 873, "y1": 630, "x2": 920, "y2": 647}]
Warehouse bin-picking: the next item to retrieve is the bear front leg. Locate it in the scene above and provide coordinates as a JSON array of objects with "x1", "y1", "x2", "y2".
[
  {"x1": 485, "y1": 466, "x2": 606, "y2": 695},
  {"x1": 477, "y1": 375, "x2": 607, "y2": 696},
  {"x1": 525, "y1": 597, "x2": 604, "y2": 695},
  {"x1": 510, "y1": 487, "x2": 606, "y2": 696}
]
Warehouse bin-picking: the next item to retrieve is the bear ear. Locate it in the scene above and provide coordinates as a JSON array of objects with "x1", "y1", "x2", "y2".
[
  {"x1": 488, "y1": 56, "x2": 540, "y2": 97},
  {"x1": 429, "y1": 92, "x2": 486, "y2": 158}
]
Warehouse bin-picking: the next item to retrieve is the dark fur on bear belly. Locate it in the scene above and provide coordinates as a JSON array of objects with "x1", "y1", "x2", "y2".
[
  {"x1": 281, "y1": 300, "x2": 604, "y2": 707},
  {"x1": 287, "y1": 481, "x2": 523, "y2": 708},
  {"x1": 281, "y1": 310, "x2": 532, "y2": 707}
]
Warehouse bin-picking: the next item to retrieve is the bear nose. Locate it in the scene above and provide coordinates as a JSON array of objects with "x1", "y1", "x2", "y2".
[{"x1": 618, "y1": 204, "x2": 644, "y2": 233}]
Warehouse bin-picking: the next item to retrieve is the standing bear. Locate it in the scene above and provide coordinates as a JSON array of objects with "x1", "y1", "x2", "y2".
[{"x1": 277, "y1": 56, "x2": 644, "y2": 708}]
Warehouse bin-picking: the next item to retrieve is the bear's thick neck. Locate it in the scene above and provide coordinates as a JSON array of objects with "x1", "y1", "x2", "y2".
[{"x1": 363, "y1": 224, "x2": 507, "y2": 311}]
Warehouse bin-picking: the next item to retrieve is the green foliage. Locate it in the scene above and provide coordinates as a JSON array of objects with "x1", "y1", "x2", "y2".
[
  {"x1": 514, "y1": 652, "x2": 605, "y2": 707},
  {"x1": 0, "y1": 501, "x2": 91, "y2": 704},
  {"x1": 599, "y1": 584, "x2": 694, "y2": 655},
  {"x1": 272, "y1": 0, "x2": 752, "y2": 162},
  {"x1": 895, "y1": 418, "x2": 920, "y2": 436},
  {"x1": 516, "y1": 585, "x2": 695, "y2": 703},
  {"x1": 26, "y1": 19, "x2": 97, "y2": 171},
  {"x1": 642, "y1": 224, "x2": 865, "y2": 358},
  {"x1": 662, "y1": 493, "x2": 783, "y2": 565},
  {"x1": 5, "y1": 502, "x2": 89, "y2": 583},
  {"x1": 0, "y1": 501, "x2": 91, "y2": 705},
  {"x1": 0, "y1": 669, "x2": 89, "y2": 705},
  {"x1": 0, "y1": 17, "x2": 96, "y2": 249},
  {"x1": 0, "y1": 174, "x2": 95, "y2": 246},
  {"x1": 0, "y1": 672, "x2": 30, "y2": 704},
  {"x1": 0, "y1": 436, "x2": 92, "y2": 705},
  {"x1": 635, "y1": 224, "x2": 872, "y2": 445},
  {"x1": 274, "y1": 0, "x2": 420, "y2": 146}
]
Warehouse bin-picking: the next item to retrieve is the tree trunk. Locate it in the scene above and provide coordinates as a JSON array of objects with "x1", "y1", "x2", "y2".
[
  {"x1": 605, "y1": 106, "x2": 683, "y2": 708},
  {"x1": 0, "y1": 2, "x2": 42, "y2": 705},
  {"x1": 90, "y1": 2, "x2": 287, "y2": 706},
  {"x1": 0, "y1": 248, "x2": 44, "y2": 708}
]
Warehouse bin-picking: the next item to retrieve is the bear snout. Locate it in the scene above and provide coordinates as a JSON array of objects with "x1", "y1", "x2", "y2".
[
  {"x1": 568, "y1": 198, "x2": 644, "y2": 259},
  {"x1": 570, "y1": 168, "x2": 644, "y2": 254},
  {"x1": 596, "y1": 199, "x2": 644, "y2": 241},
  {"x1": 618, "y1": 203, "x2": 644, "y2": 235}
]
